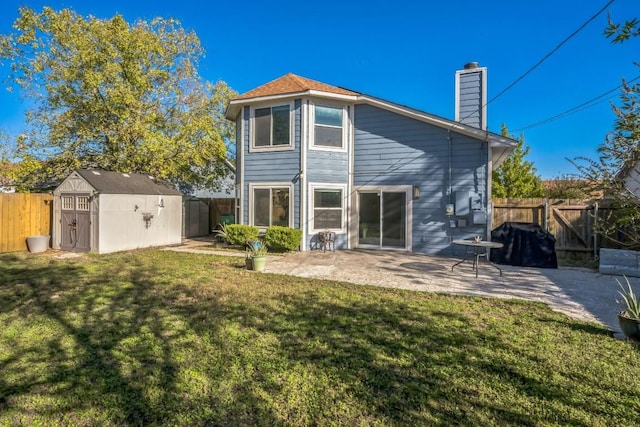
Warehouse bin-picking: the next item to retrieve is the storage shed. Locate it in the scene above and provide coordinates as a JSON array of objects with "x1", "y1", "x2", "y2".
[{"x1": 53, "y1": 169, "x2": 182, "y2": 253}]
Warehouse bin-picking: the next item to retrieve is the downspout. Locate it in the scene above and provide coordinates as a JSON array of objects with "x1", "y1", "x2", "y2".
[
  {"x1": 448, "y1": 129, "x2": 452, "y2": 206},
  {"x1": 239, "y1": 110, "x2": 245, "y2": 225},
  {"x1": 486, "y1": 132, "x2": 492, "y2": 240},
  {"x1": 348, "y1": 104, "x2": 354, "y2": 249},
  {"x1": 301, "y1": 100, "x2": 308, "y2": 250}
]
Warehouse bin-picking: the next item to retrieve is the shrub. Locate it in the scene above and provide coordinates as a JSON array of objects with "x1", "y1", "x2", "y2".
[
  {"x1": 222, "y1": 224, "x2": 260, "y2": 246},
  {"x1": 618, "y1": 275, "x2": 640, "y2": 319},
  {"x1": 264, "y1": 226, "x2": 302, "y2": 252}
]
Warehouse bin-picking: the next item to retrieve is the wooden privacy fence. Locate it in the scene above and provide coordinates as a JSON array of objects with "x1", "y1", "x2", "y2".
[
  {"x1": 0, "y1": 193, "x2": 53, "y2": 252},
  {"x1": 492, "y1": 198, "x2": 599, "y2": 258}
]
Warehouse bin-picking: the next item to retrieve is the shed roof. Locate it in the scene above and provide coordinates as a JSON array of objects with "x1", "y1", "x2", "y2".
[{"x1": 75, "y1": 169, "x2": 182, "y2": 195}]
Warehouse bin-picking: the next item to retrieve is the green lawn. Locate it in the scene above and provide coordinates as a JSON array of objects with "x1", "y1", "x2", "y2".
[{"x1": 0, "y1": 249, "x2": 638, "y2": 426}]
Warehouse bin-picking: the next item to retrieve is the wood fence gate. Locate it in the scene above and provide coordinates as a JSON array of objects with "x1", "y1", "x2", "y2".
[
  {"x1": 492, "y1": 198, "x2": 598, "y2": 258},
  {"x1": 0, "y1": 193, "x2": 53, "y2": 252}
]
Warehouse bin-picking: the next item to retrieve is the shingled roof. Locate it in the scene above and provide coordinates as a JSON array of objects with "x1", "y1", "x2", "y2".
[
  {"x1": 75, "y1": 169, "x2": 182, "y2": 195},
  {"x1": 234, "y1": 73, "x2": 359, "y2": 100}
]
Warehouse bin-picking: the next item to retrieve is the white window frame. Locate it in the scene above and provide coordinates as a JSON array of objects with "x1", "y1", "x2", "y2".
[
  {"x1": 309, "y1": 102, "x2": 347, "y2": 152},
  {"x1": 249, "y1": 102, "x2": 295, "y2": 153},
  {"x1": 249, "y1": 182, "x2": 294, "y2": 229},
  {"x1": 76, "y1": 196, "x2": 90, "y2": 211},
  {"x1": 309, "y1": 183, "x2": 347, "y2": 234},
  {"x1": 62, "y1": 196, "x2": 74, "y2": 210}
]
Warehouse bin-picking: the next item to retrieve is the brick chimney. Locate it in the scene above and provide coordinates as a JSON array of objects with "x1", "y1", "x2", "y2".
[{"x1": 455, "y1": 62, "x2": 487, "y2": 130}]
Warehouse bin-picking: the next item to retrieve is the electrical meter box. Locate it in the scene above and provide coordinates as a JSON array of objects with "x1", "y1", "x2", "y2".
[
  {"x1": 470, "y1": 192, "x2": 482, "y2": 211},
  {"x1": 454, "y1": 191, "x2": 470, "y2": 216},
  {"x1": 445, "y1": 204, "x2": 454, "y2": 216},
  {"x1": 455, "y1": 191, "x2": 486, "y2": 224},
  {"x1": 472, "y1": 211, "x2": 487, "y2": 224}
]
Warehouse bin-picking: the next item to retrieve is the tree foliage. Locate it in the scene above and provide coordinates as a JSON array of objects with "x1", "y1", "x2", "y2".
[
  {"x1": 572, "y1": 14, "x2": 640, "y2": 248},
  {"x1": 543, "y1": 174, "x2": 591, "y2": 199},
  {"x1": 0, "y1": 7, "x2": 236, "y2": 191},
  {"x1": 492, "y1": 124, "x2": 544, "y2": 198}
]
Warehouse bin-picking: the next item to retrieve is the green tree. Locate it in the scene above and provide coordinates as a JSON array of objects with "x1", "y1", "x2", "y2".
[
  {"x1": 492, "y1": 124, "x2": 544, "y2": 198},
  {"x1": 572, "y1": 14, "x2": 640, "y2": 248},
  {"x1": 543, "y1": 174, "x2": 590, "y2": 199},
  {"x1": 0, "y1": 7, "x2": 236, "y2": 191}
]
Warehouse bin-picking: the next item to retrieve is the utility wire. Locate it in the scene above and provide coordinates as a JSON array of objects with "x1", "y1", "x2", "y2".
[
  {"x1": 458, "y1": 0, "x2": 616, "y2": 126},
  {"x1": 349, "y1": 0, "x2": 617, "y2": 192},
  {"x1": 512, "y1": 74, "x2": 640, "y2": 132},
  {"x1": 311, "y1": 0, "x2": 617, "y2": 231}
]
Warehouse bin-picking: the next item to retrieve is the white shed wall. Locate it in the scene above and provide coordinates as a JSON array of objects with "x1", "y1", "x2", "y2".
[{"x1": 97, "y1": 194, "x2": 182, "y2": 254}]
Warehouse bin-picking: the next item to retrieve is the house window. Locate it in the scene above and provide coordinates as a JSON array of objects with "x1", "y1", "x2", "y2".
[
  {"x1": 313, "y1": 105, "x2": 343, "y2": 148},
  {"x1": 253, "y1": 105, "x2": 291, "y2": 148},
  {"x1": 312, "y1": 187, "x2": 344, "y2": 230},
  {"x1": 252, "y1": 186, "x2": 291, "y2": 227}
]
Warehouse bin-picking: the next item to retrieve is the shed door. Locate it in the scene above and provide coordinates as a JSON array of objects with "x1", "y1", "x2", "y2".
[{"x1": 60, "y1": 194, "x2": 91, "y2": 252}]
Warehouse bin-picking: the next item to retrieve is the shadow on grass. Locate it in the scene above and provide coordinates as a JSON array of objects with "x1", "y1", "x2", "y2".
[
  {"x1": 1, "y1": 252, "x2": 639, "y2": 425},
  {"x1": 0, "y1": 254, "x2": 190, "y2": 425}
]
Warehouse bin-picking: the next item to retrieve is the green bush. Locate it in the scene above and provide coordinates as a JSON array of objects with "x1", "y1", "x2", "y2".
[
  {"x1": 222, "y1": 224, "x2": 260, "y2": 246},
  {"x1": 264, "y1": 226, "x2": 302, "y2": 252}
]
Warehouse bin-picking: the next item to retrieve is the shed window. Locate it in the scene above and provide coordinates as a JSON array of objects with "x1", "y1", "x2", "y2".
[
  {"x1": 77, "y1": 196, "x2": 90, "y2": 211},
  {"x1": 62, "y1": 196, "x2": 73, "y2": 210}
]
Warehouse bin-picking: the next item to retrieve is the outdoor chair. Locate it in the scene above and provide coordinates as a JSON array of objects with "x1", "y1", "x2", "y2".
[{"x1": 318, "y1": 231, "x2": 336, "y2": 252}]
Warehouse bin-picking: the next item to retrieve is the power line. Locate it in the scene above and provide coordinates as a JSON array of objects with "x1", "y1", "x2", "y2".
[
  {"x1": 512, "y1": 74, "x2": 640, "y2": 132},
  {"x1": 315, "y1": 0, "x2": 618, "y2": 228},
  {"x1": 457, "y1": 0, "x2": 616, "y2": 126},
  {"x1": 487, "y1": 0, "x2": 616, "y2": 107}
]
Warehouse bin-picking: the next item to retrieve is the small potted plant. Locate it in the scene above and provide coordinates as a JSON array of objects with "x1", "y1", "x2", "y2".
[
  {"x1": 246, "y1": 240, "x2": 268, "y2": 272},
  {"x1": 617, "y1": 276, "x2": 640, "y2": 341}
]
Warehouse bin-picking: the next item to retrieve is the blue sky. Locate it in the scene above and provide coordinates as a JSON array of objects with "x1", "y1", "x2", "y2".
[{"x1": 0, "y1": 0, "x2": 637, "y2": 178}]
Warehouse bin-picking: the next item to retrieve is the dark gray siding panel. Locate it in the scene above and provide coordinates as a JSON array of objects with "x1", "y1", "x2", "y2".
[
  {"x1": 458, "y1": 70, "x2": 483, "y2": 128},
  {"x1": 242, "y1": 101, "x2": 302, "y2": 228},
  {"x1": 354, "y1": 104, "x2": 488, "y2": 255}
]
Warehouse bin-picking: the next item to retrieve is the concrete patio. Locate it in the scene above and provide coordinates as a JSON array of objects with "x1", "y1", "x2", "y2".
[
  {"x1": 170, "y1": 238, "x2": 634, "y2": 338},
  {"x1": 264, "y1": 249, "x2": 630, "y2": 337}
]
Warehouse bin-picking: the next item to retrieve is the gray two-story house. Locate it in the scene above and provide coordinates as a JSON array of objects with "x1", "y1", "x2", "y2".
[{"x1": 225, "y1": 63, "x2": 516, "y2": 254}]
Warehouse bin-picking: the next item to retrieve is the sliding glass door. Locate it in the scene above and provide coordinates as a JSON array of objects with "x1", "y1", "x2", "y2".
[{"x1": 358, "y1": 191, "x2": 406, "y2": 249}]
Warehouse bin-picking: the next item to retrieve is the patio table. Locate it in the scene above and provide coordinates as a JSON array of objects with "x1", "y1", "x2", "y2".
[{"x1": 451, "y1": 239, "x2": 504, "y2": 278}]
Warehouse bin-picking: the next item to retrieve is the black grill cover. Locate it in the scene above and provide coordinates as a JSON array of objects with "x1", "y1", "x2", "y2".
[{"x1": 489, "y1": 222, "x2": 558, "y2": 268}]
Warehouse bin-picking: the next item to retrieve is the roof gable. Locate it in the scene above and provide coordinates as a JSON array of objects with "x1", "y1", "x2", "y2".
[
  {"x1": 74, "y1": 169, "x2": 182, "y2": 195},
  {"x1": 234, "y1": 73, "x2": 359, "y2": 100},
  {"x1": 226, "y1": 73, "x2": 518, "y2": 167}
]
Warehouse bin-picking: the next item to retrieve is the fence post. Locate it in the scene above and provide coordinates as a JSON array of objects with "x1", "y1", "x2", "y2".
[
  {"x1": 593, "y1": 201, "x2": 599, "y2": 261},
  {"x1": 543, "y1": 198, "x2": 549, "y2": 231}
]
